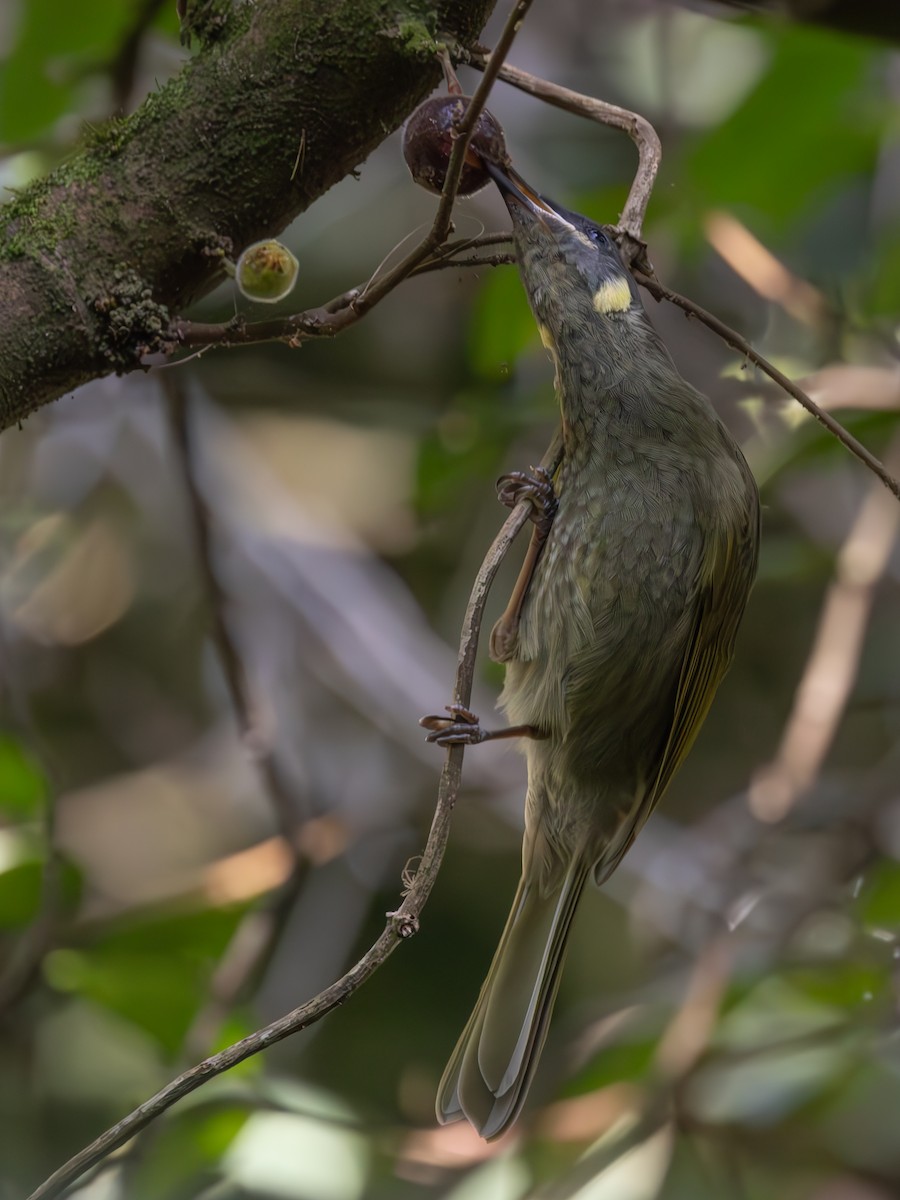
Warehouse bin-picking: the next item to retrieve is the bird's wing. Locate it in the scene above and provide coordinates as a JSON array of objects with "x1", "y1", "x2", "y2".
[
  {"x1": 590, "y1": 504, "x2": 758, "y2": 886},
  {"x1": 648, "y1": 507, "x2": 759, "y2": 807}
]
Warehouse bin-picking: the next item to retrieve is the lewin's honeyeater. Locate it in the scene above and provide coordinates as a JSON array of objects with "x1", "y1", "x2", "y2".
[{"x1": 422, "y1": 161, "x2": 760, "y2": 1140}]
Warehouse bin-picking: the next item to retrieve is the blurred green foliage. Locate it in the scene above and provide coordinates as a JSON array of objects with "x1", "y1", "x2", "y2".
[
  {"x1": 0, "y1": 0, "x2": 178, "y2": 144},
  {"x1": 686, "y1": 26, "x2": 882, "y2": 230},
  {"x1": 0, "y1": 733, "x2": 45, "y2": 817}
]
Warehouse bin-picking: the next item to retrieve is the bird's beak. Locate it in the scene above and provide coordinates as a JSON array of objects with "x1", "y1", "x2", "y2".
[{"x1": 484, "y1": 160, "x2": 574, "y2": 231}]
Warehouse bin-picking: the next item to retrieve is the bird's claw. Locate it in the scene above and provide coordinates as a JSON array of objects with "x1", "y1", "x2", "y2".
[
  {"x1": 419, "y1": 703, "x2": 487, "y2": 746},
  {"x1": 496, "y1": 466, "x2": 557, "y2": 536}
]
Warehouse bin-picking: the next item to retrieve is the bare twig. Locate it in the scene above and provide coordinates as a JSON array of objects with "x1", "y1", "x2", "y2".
[
  {"x1": 634, "y1": 272, "x2": 900, "y2": 503},
  {"x1": 25, "y1": 417, "x2": 562, "y2": 1200},
  {"x1": 748, "y1": 436, "x2": 900, "y2": 822},
  {"x1": 173, "y1": 234, "x2": 513, "y2": 350},
  {"x1": 464, "y1": 50, "x2": 662, "y2": 263},
  {"x1": 409, "y1": 250, "x2": 514, "y2": 275},
  {"x1": 444, "y1": 59, "x2": 899, "y2": 502},
  {"x1": 171, "y1": 1, "x2": 533, "y2": 353}
]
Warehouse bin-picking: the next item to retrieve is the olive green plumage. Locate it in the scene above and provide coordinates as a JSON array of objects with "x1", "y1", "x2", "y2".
[{"x1": 436, "y1": 167, "x2": 760, "y2": 1140}]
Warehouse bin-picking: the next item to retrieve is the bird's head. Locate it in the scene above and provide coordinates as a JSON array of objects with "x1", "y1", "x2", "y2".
[{"x1": 486, "y1": 160, "x2": 642, "y2": 348}]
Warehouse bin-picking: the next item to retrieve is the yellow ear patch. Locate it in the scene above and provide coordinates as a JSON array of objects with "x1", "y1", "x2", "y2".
[{"x1": 592, "y1": 276, "x2": 632, "y2": 314}]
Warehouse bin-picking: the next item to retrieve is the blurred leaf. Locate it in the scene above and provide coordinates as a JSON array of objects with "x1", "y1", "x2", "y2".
[
  {"x1": 788, "y1": 962, "x2": 889, "y2": 1014},
  {"x1": 859, "y1": 860, "x2": 900, "y2": 931},
  {"x1": 129, "y1": 1105, "x2": 249, "y2": 1200},
  {"x1": 224, "y1": 1107, "x2": 369, "y2": 1200},
  {"x1": 0, "y1": 0, "x2": 133, "y2": 142},
  {"x1": 687, "y1": 26, "x2": 882, "y2": 230},
  {"x1": 614, "y1": 10, "x2": 770, "y2": 131},
  {"x1": 0, "y1": 849, "x2": 79, "y2": 927},
  {"x1": 863, "y1": 227, "x2": 900, "y2": 315},
  {"x1": 0, "y1": 860, "x2": 42, "y2": 926},
  {"x1": 564, "y1": 1037, "x2": 658, "y2": 1098},
  {"x1": 467, "y1": 268, "x2": 539, "y2": 380},
  {"x1": 688, "y1": 977, "x2": 861, "y2": 1122},
  {"x1": 714, "y1": 976, "x2": 845, "y2": 1049},
  {"x1": 93, "y1": 905, "x2": 247, "y2": 960},
  {"x1": 46, "y1": 947, "x2": 202, "y2": 1053},
  {"x1": 657, "y1": 1137, "x2": 721, "y2": 1200},
  {"x1": 255, "y1": 1078, "x2": 363, "y2": 1121},
  {"x1": 443, "y1": 1156, "x2": 531, "y2": 1200},
  {"x1": 688, "y1": 1041, "x2": 853, "y2": 1126},
  {"x1": 541, "y1": 1124, "x2": 673, "y2": 1200},
  {"x1": 415, "y1": 408, "x2": 502, "y2": 515},
  {"x1": 415, "y1": 382, "x2": 547, "y2": 515},
  {"x1": 416, "y1": 264, "x2": 559, "y2": 516},
  {"x1": 0, "y1": 734, "x2": 46, "y2": 818},
  {"x1": 755, "y1": 405, "x2": 899, "y2": 488},
  {"x1": 44, "y1": 905, "x2": 246, "y2": 1052},
  {"x1": 755, "y1": 532, "x2": 829, "y2": 585},
  {"x1": 571, "y1": 185, "x2": 632, "y2": 232}
]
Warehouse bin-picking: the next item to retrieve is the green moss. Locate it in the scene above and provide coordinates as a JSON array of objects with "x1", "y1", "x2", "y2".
[
  {"x1": 389, "y1": 14, "x2": 441, "y2": 60},
  {"x1": 81, "y1": 115, "x2": 132, "y2": 159},
  {"x1": 0, "y1": 177, "x2": 75, "y2": 261}
]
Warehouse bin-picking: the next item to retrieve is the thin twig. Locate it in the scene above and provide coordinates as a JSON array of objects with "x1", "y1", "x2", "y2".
[
  {"x1": 635, "y1": 272, "x2": 900, "y2": 503},
  {"x1": 163, "y1": 375, "x2": 303, "y2": 853},
  {"x1": 409, "y1": 250, "x2": 514, "y2": 276},
  {"x1": 175, "y1": 48, "x2": 663, "y2": 354},
  {"x1": 464, "y1": 50, "x2": 662, "y2": 262},
  {"x1": 24, "y1": 419, "x2": 562, "y2": 1200},
  {"x1": 172, "y1": 3, "x2": 532, "y2": 353},
  {"x1": 173, "y1": 233, "x2": 513, "y2": 350},
  {"x1": 452, "y1": 57, "x2": 899, "y2": 500}
]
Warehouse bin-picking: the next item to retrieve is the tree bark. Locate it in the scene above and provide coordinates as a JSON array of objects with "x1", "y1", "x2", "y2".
[{"x1": 0, "y1": 0, "x2": 497, "y2": 429}]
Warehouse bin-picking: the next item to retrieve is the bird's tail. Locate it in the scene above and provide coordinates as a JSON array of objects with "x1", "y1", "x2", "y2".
[{"x1": 436, "y1": 853, "x2": 590, "y2": 1139}]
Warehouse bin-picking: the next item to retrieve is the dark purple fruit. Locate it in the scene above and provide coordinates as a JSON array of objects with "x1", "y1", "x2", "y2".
[{"x1": 403, "y1": 94, "x2": 509, "y2": 197}]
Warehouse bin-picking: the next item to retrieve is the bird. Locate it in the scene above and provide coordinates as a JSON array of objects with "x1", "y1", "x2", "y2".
[{"x1": 420, "y1": 160, "x2": 760, "y2": 1141}]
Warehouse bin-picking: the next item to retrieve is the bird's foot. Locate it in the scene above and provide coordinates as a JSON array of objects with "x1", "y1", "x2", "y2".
[
  {"x1": 419, "y1": 703, "x2": 489, "y2": 746},
  {"x1": 496, "y1": 466, "x2": 557, "y2": 537}
]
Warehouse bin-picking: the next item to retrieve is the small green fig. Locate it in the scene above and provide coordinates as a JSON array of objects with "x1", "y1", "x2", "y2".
[{"x1": 235, "y1": 240, "x2": 299, "y2": 303}]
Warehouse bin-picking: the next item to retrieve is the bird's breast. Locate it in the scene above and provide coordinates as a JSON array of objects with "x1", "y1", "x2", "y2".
[{"x1": 500, "y1": 449, "x2": 708, "y2": 738}]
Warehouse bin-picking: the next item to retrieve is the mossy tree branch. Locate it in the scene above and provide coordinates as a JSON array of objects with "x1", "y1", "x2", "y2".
[{"x1": 0, "y1": 0, "x2": 498, "y2": 429}]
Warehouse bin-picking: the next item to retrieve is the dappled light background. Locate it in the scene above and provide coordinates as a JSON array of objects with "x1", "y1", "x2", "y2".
[{"x1": 2, "y1": 1, "x2": 900, "y2": 1197}]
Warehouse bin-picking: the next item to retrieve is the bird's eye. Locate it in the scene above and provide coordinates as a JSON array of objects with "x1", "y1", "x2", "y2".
[{"x1": 588, "y1": 227, "x2": 607, "y2": 245}]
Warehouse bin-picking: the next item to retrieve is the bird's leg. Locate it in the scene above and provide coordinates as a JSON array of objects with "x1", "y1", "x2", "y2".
[
  {"x1": 419, "y1": 704, "x2": 546, "y2": 747},
  {"x1": 490, "y1": 466, "x2": 558, "y2": 663},
  {"x1": 497, "y1": 466, "x2": 558, "y2": 537}
]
